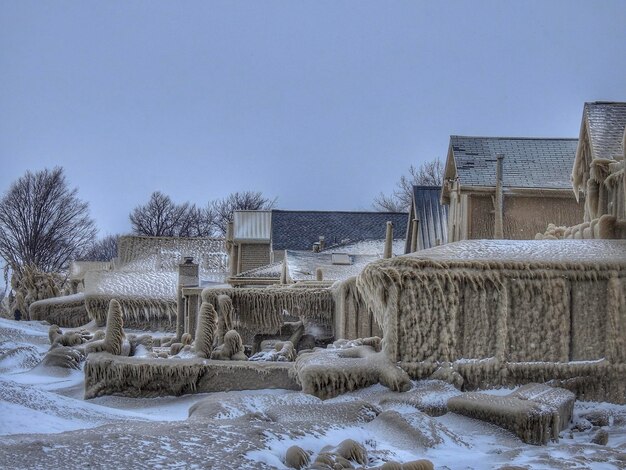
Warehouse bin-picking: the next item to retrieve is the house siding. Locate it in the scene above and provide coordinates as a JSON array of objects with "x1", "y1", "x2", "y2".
[
  {"x1": 239, "y1": 243, "x2": 271, "y2": 274},
  {"x1": 466, "y1": 193, "x2": 583, "y2": 240}
]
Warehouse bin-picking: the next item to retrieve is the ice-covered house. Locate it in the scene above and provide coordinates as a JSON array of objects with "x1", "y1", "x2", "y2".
[
  {"x1": 30, "y1": 235, "x2": 229, "y2": 329},
  {"x1": 403, "y1": 185, "x2": 449, "y2": 253},
  {"x1": 229, "y1": 238, "x2": 406, "y2": 287},
  {"x1": 442, "y1": 136, "x2": 583, "y2": 241},
  {"x1": 571, "y1": 101, "x2": 626, "y2": 231},
  {"x1": 227, "y1": 209, "x2": 408, "y2": 277}
]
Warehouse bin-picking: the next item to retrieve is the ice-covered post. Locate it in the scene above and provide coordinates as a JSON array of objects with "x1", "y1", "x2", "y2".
[
  {"x1": 177, "y1": 257, "x2": 199, "y2": 340},
  {"x1": 410, "y1": 218, "x2": 419, "y2": 252},
  {"x1": 226, "y1": 221, "x2": 238, "y2": 276},
  {"x1": 316, "y1": 267, "x2": 323, "y2": 281},
  {"x1": 280, "y1": 259, "x2": 288, "y2": 284},
  {"x1": 622, "y1": 127, "x2": 626, "y2": 219},
  {"x1": 494, "y1": 153, "x2": 504, "y2": 239},
  {"x1": 384, "y1": 221, "x2": 393, "y2": 259}
]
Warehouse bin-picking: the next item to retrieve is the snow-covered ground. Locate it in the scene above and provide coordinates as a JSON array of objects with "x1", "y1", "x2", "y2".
[{"x1": 0, "y1": 318, "x2": 625, "y2": 469}]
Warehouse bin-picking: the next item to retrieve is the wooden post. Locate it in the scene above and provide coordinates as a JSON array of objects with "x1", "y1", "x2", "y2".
[
  {"x1": 383, "y1": 221, "x2": 393, "y2": 259},
  {"x1": 410, "y1": 219, "x2": 419, "y2": 252},
  {"x1": 494, "y1": 154, "x2": 504, "y2": 239}
]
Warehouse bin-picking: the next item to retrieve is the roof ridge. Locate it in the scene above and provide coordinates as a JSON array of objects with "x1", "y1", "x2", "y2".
[
  {"x1": 451, "y1": 135, "x2": 577, "y2": 141},
  {"x1": 271, "y1": 209, "x2": 408, "y2": 215},
  {"x1": 585, "y1": 101, "x2": 626, "y2": 106}
]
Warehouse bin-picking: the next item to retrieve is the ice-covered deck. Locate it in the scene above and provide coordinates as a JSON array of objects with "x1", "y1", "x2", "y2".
[{"x1": 404, "y1": 239, "x2": 626, "y2": 266}]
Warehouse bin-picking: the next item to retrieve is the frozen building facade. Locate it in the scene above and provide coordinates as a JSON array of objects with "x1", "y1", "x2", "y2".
[
  {"x1": 442, "y1": 136, "x2": 583, "y2": 241},
  {"x1": 568, "y1": 101, "x2": 626, "y2": 238},
  {"x1": 227, "y1": 210, "x2": 408, "y2": 277}
]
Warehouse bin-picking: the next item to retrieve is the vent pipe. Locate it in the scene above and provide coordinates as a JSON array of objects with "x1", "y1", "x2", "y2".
[{"x1": 494, "y1": 154, "x2": 504, "y2": 239}]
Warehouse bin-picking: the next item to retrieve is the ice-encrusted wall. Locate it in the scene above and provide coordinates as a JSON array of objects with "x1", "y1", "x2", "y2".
[{"x1": 357, "y1": 240, "x2": 626, "y2": 364}]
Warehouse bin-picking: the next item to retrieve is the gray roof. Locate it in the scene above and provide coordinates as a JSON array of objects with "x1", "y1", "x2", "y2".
[
  {"x1": 449, "y1": 136, "x2": 578, "y2": 189},
  {"x1": 584, "y1": 102, "x2": 626, "y2": 160},
  {"x1": 406, "y1": 186, "x2": 448, "y2": 251},
  {"x1": 271, "y1": 210, "x2": 408, "y2": 251}
]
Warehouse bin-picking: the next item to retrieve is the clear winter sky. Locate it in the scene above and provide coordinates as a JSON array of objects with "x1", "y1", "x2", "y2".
[{"x1": 1, "y1": 1, "x2": 625, "y2": 236}]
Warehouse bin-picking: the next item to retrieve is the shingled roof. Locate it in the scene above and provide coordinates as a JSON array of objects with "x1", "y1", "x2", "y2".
[
  {"x1": 583, "y1": 102, "x2": 626, "y2": 160},
  {"x1": 271, "y1": 210, "x2": 408, "y2": 251},
  {"x1": 447, "y1": 136, "x2": 578, "y2": 190},
  {"x1": 405, "y1": 186, "x2": 448, "y2": 252}
]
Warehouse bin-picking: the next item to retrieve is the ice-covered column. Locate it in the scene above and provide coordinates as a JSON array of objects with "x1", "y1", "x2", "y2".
[
  {"x1": 494, "y1": 154, "x2": 504, "y2": 239},
  {"x1": 622, "y1": 127, "x2": 626, "y2": 220},
  {"x1": 410, "y1": 218, "x2": 419, "y2": 252},
  {"x1": 226, "y1": 222, "x2": 238, "y2": 276},
  {"x1": 316, "y1": 267, "x2": 323, "y2": 281},
  {"x1": 177, "y1": 257, "x2": 199, "y2": 340},
  {"x1": 384, "y1": 221, "x2": 393, "y2": 259}
]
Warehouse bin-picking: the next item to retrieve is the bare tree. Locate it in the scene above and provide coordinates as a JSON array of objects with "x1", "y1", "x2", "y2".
[
  {"x1": 130, "y1": 190, "x2": 274, "y2": 238},
  {"x1": 79, "y1": 234, "x2": 119, "y2": 261},
  {"x1": 0, "y1": 167, "x2": 97, "y2": 274},
  {"x1": 373, "y1": 158, "x2": 444, "y2": 212},
  {"x1": 129, "y1": 192, "x2": 213, "y2": 237},
  {"x1": 211, "y1": 191, "x2": 277, "y2": 235}
]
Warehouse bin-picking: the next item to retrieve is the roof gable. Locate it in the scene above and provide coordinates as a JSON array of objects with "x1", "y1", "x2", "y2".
[
  {"x1": 449, "y1": 136, "x2": 578, "y2": 190},
  {"x1": 408, "y1": 186, "x2": 448, "y2": 251},
  {"x1": 271, "y1": 210, "x2": 408, "y2": 251},
  {"x1": 583, "y1": 102, "x2": 626, "y2": 160}
]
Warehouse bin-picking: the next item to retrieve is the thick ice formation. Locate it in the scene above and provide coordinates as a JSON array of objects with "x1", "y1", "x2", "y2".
[
  {"x1": 202, "y1": 286, "x2": 334, "y2": 341},
  {"x1": 448, "y1": 384, "x2": 575, "y2": 445},
  {"x1": 294, "y1": 344, "x2": 412, "y2": 400},
  {"x1": 356, "y1": 239, "x2": 626, "y2": 403},
  {"x1": 194, "y1": 302, "x2": 217, "y2": 358},
  {"x1": 29, "y1": 293, "x2": 89, "y2": 328}
]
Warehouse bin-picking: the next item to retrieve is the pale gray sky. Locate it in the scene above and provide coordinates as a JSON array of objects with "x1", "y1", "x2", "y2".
[{"x1": 1, "y1": 0, "x2": 625, "y2": 235}]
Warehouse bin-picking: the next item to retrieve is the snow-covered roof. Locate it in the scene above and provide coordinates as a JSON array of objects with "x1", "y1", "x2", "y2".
[
  {"x1": 231, "y1": 239, "x2": 405, "y2": 282},
  {"x1": 447, "y1": 136, "x2": 578, "y2": 190},
  {"x1": 82, "y1": 236, "x2": 229, "y2": 297},
  {"x1": 117, "y1": 236, "x2": 228, "y2": 275},
  {"x1": 69, "y1": 261, "x2": 112, "y2": 280},
  {"x1": 405, "y1": 239, "x2": 626, "y2": 266},
  {"x1": 285, "y1": 250, "x2": 381, "y2": 282},
  {"x1": 321, "y1": 239, "x2": 405, "y2": 256}
]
